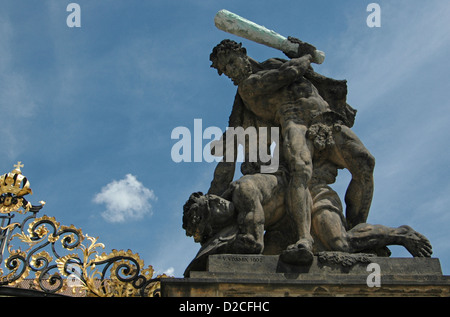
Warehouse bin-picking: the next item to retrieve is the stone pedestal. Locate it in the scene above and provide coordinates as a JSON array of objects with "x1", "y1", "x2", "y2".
[{"x1": 160, "y1": 253, "x2": 450, "y2": 297}]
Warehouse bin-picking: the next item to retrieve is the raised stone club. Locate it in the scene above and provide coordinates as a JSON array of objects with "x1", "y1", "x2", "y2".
[{"x1": 214, "y1": 9, "x2": 325, "y2": 64}]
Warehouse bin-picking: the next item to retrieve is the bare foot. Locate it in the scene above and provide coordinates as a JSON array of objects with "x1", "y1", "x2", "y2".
[
  {"x1": 232, "y1": 234, "x2": 263, "y2": 254},
  {"x1": 280, "y1": 239, "x2": 313, "y2": 265},
  {"x1": 399, "y1": 225, "x2": 433, "y2": 257}
]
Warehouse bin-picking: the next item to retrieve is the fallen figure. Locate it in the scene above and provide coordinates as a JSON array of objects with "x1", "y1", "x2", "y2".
[{"x1": 182, "y1": 163, "x2": 432, "y2": 276}]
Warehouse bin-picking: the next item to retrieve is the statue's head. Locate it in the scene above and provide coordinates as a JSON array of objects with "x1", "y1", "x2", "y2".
[
  {"x1": 182, "y1": 192, "x2": 234, "y2": 244},
  {"x1": 182, "y1": 192, "x2": 213, "y2": 244},
  {"x1": 210, "y1": 39, "x2": 252, "y2": 86}
]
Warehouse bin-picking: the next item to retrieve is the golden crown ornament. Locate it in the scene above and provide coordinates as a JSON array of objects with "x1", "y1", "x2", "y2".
[{"x1": 0, "y1": 162, "x2": 45, "y2": 213}]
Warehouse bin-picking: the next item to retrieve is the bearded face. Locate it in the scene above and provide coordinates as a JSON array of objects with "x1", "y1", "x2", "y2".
[
  {"x1": 182, "y1": 193, "x2": 212, "y2": 244},
  {"x1": 215, "y1": 52, "x2": 252, "y2": 85}
]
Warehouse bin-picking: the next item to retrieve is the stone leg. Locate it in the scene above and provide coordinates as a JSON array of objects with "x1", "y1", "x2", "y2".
[
  {"x1": 328, "y1": 126, "x2": 375, "y2": 229},
  {"x1": 278, "y1": 121, "x2": 314, "y2": 264}
]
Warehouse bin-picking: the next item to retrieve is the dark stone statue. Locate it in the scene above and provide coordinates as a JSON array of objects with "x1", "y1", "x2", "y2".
[{"x1": 182, "y1": 37, "x2": 432, "y2": 276}]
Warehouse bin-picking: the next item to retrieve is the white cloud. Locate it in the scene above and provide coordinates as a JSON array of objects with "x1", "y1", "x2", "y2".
[
  {"x1": 93, "y1": 174, "x2": 157, "y2": 223},
  {"x1": 163, "y1": 267, "x2": 175, "y2": 276}
]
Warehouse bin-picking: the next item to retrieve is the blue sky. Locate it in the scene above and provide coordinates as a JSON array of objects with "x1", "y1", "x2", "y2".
[{"x1": 1, "y1": 0, "x2": 449, "y2": 278}]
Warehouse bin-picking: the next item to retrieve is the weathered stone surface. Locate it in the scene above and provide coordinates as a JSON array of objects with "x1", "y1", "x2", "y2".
[
  {"x1": 161, "y1": 277, "x2": 450, "y2": 297},
  {"x1": 161, "y1": 254, "x2": 450, "y2": 297},
  {"x1": 204, "y1": 253, "x2": 443, "y2": 276},
  {"x1": 180, "y1": 14, "x2": 437, "y2": 296},
  {"x1": 182, "y1": 38, "x2": 432, "y2": 271}
]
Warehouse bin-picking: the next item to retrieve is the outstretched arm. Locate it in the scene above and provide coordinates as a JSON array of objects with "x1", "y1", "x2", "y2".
[
  {"x1": 207, "y1": 93, "x2": 243, "y2": 196},
  {"x1": 207, "y1": 157, "x2": 236, "y2": 196},
  {"x1": 240, "y1": 54, "x2": 312, "y2": 95}
]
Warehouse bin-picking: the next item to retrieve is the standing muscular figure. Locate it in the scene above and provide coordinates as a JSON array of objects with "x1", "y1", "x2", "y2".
[{"x1": 210, "y1": 40, "x2": 329, "y2": 263}]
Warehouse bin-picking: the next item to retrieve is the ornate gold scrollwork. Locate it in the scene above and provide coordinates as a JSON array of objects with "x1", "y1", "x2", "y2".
[{"x1": 0, "y1": 162, "x2": 168, "y2": 297}]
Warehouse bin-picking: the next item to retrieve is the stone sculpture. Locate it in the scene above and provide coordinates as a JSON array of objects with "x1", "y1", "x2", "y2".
[
  {"x1": 182, "y1": 10, "x2": 432, "y2": 276},
  {"x1": 183, "y1": 150, "x2": 432, "y2": 276}
]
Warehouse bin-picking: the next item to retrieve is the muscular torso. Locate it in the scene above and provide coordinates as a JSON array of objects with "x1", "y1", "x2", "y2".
[{"x1": 238, "y1": 71, "x2": 330, "y2": 126}]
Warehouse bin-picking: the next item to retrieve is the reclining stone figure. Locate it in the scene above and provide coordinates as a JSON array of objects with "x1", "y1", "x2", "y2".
[{"x1": 182, "y1": 162, "x2": 432, "y2": 276}]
